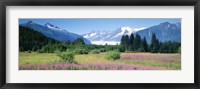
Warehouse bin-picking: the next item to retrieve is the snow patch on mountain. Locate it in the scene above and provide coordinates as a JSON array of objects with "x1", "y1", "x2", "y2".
[
  {"x1": 133, "y1": 27, "x2": 147, "y2": 31},
  {"x1": 83, "y1": 26, "x2": 146, "y2": 42},
  {"x1": 44, "y1": 23, "x2": 65, "y2": 32}
]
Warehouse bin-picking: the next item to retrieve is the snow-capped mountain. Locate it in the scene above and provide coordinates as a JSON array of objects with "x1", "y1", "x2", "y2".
[
  {"x1": 20, "y1": 21, "x2": 181, "y2": 45},
  {"x1": 20, "y1": 21, "x2": 91, "y2": 44},
  {"x1": 83, "y1": 26, "x2": 145, "y2": 42},
  {"x1": 82, "y1": 22, "x2": 181, "y2": 45},
  {"x1": 135, "y1": 22, "x2": 181, "y2": 43}
]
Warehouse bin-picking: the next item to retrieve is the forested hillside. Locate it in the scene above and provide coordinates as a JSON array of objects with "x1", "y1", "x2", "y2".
[{"x1": 19, "y1": 26, "x2": 59, "y2": 51}]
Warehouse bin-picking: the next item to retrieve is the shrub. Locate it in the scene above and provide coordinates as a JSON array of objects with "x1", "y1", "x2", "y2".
[
  {"x1": 105, "y1": 51, "x2": 120, "y2": 60},
  {"x1": 26, "y1": 50, "x2": 31, "y2": 53},
  {"x1": 81, "y1": 49, "x2": 89, "y2": 54},
  {"x1": 99, "y1": 48, "x2": 106, "y2": 52},
  {"x1": 124, "y1": 50, "x2": 132, "y2": 53},
  {"x1": 137, "y1": 48, "x2": 145, "y2": 52},
  {"x1": 36, "y1": 49, "x2": 44, "y2": 53},
  {"x1": 32, "y1": 46, "x2": 39, "y2": 52},
  {"x1": 113, "y1": 49, "x2": 120, "y2": 52},
  {"x1": 57, "y1": 52, "x2": 75, "y2": 63},
  {"x1": 54, "y1": 50, "x2": 61, "y2": 54},
  {"x1": 90, "y1": 49, "x2": 100, "y2": 54},
  {"x1": 74, "y1": 49, "x2": 88, "y2": 54}
]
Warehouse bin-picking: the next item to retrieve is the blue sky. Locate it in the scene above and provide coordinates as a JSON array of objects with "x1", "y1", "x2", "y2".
[{"x1": 19, "y1": 18, "x2": 181, "y2": 34}]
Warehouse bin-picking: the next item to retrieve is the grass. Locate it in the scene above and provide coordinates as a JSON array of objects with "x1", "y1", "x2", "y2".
[
  {"x1": 74, "y1": 53, "x2": 113, "y2": 63},
  {"x1": 19, "y1": 52, "x2": 60, "y2": 65},
  {"x1": 117, "y1": 53, "x2": 181, "y2": 70},
  {"x1": 19, "y1": 52, "x2": 181, "y2": 70}
]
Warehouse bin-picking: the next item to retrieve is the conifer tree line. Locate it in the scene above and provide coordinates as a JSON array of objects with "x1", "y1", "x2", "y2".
[
  {"x1": 19, "y1": 26, "x2": 121, "y2": 53},
  {"x1": 120, "y1": 33, "x2": 181, "y2": 53},
  {"x1": 19, "y1": 25, "x2": 181, "y2": 53},
  {"x1": 19, "y1": 26, "x2": 86, "y2": 53}
]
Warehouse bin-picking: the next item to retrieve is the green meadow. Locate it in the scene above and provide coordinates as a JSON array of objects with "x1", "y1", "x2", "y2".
[{"x1": 19, "y1": 52, "x2": 181, "y2": 70}]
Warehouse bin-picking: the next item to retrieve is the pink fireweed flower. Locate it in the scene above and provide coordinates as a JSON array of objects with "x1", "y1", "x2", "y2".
[{"x1": 19, "y1": 62, "x2": 167, "y2": 70}]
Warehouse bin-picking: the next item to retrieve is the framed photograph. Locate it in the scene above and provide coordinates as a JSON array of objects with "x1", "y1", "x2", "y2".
[{"x1": 0, "y1": 0, "x2": 199, "y2": 89}]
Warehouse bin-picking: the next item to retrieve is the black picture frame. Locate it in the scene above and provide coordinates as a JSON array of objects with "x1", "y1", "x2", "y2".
[{"x1": 0, "y1": 0, "x2": 200, "y2": 89}]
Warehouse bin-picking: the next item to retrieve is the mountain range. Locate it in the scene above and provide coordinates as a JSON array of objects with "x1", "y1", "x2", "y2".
[
  {"x1": 136, "y1": 22, "x2": 181, "y2": 43},
  {"x1": 20, "y1": 21, "x2": 181, "y2": 45},
  {"x1": 20, "y1": 21, "x2": 91, "y2": 44},
  {"x1": 82, "y1": 26, "x2": 145, "y2": 42},
  {"x1": 83, "y1": 22, "x2": 181, "y2": 44}
]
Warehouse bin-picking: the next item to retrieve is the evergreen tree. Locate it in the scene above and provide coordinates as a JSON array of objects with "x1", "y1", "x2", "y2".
[
  {"x1": 135, "y1": 33, "x2": 141, "y2": 51},
  {"x1": 158, "y1": 42, "x2": 162, "y2": 53},
  {"x1": 129, "y1": 33, "x2": 135, "y2": 51},
  {"x1": 19, "y1": 26, "x2": 59, "y2": 51},
  {"x1": 142, "y1": 37, "x2": 148, "y2": 52},
  {"x1": 120, "y1": 35, "x2": 125, "y2": 45},
  {"x1": 124, "y1": 35, "x2": 130, "y2": 51},
  {"x1": 120, "y1": 35, "x2": 125, "y2": 51},
  {"x1": 73, "y1": 38, "x2": 85, "y2": 45},
  {"x1": 150, "y1": 33, "x2": 159, "y2": 53}
]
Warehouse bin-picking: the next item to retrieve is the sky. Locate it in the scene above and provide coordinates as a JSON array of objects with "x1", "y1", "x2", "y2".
[{"x1": 19, "y1": 18, "x2": 181, "y2": 34}]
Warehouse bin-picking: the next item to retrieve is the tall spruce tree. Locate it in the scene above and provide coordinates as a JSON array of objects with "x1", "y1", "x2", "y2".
[
  {"x1": 142, "y1": 37, "x2": 148, "y2": 52},
  {"x1": 129, "y1": 33, "x2": 135, "y2": 51},
  {"x1": 120, "y1": 35, "x2": 125, "y2": 51},
  {"x1": 73, "y1": 38, "x2": 85, "y2": 45},
  {"x1": 124, "y1": 35, "x2": 130, "y2": 51},
  {"x1": 150, "y1": 33, "x2": 159, "y2": 53},
  {"x1": 120, "y1": 35, "x2": 125, "y2": 45},
  {"x1": 135, "y1": 33, "x2": 141, "y2": 51}
]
